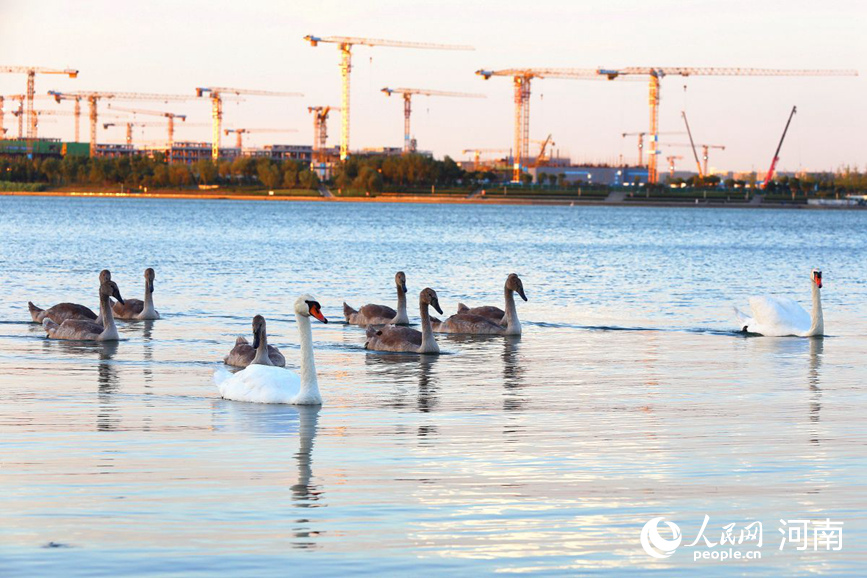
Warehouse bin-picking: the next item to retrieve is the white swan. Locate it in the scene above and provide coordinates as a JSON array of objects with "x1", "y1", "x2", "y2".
[
  {"x1": 214, "y1": 296, "x2": 328, "y2": 404},
  {"x1": 734, "y1": 269, "x2": 824, "y2": 337}
]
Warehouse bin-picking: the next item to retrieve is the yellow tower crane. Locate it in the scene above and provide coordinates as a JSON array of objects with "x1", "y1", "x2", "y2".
[
  {"x1": 102, "y1": 121, "x2": 167, "y2": 145},
  {"x1": 195, "y1": 87, "x2": 302, "y2": 161},
  {"x1": 380, "y1": 87, "x2": 485, "y2": 153},
  {"x1": 476, "y1": 68, "x2": 600, "y2": 183},
  {"x1": 0, "y1": 66, "x2": 78, "y2": 140},
  {"x1": 223, "y1": 128, "x2": 298, "y2": 149},
  {"x1": 106, "y1": 104, "x2": 188, "y2": 160},
  {"x1": 2, "y1": 94, "x2": 53, "y2": 139},
  {"x1": 598, "y1": 67, "x2": 858, "y2": 184},
  {"x1": 307, "y1": 106, "x2": 341, "y2": 172},
  {"x1": 48, "y1": 91, "x2": 191, "y2": 157},
  {"x1": 666, "y1": 155, "x2": 684, "y2": 180},
  {"x1": 304, "y1": 35, "x2": 474, "y2": 161}
]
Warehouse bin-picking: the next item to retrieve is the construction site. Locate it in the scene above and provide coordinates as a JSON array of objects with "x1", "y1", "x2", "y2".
[{"x1": 0, "y1": 49, "x2": 861, "y2": 197}]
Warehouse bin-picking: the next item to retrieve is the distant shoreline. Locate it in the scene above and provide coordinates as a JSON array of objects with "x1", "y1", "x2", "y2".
[{"x1": 2, "y1": 190, "x2": 865, "y2": 210}]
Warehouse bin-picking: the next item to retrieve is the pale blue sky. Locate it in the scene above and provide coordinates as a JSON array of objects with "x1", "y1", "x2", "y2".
[{"x1": 1, "y1": 0, "x2": 864, "y2": 172}]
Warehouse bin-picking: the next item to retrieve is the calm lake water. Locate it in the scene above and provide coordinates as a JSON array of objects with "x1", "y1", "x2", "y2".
[{"x1": 1, "y1": 196, "x2": 865, "y2": 576}]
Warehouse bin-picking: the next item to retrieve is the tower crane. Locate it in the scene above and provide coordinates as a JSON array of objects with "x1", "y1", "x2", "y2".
[
  {"x1": 106, "y1": 104, "x2": 187, "y2": 159},
  {"x1": 462, "y1": 148, "x2": 509, "y2": 166},
  {"x1": 381, "y1": 87, "x2": 484, "y2": 153},
  {"x1": 223, "y1": 128, "x2": 298, "y2": 149},
  {"x1": 195, "y1": 87, "x2": 302, "y2": 161},
  {"x1": 103, "y1": 121, "x2": 166, "y2": 145},
  {"x1": 476, "y1": 68, "x2": 600, "y2": 183},
  {"x1": 662, "y1": 143, "x2": 727, "y2": 178},
  {"x1": 4, "y1": 95, "x2": 57, "y2": 139},
  {"x1": 304, "y1": 35, "x2": 474, "y2": 161},
  {"x1": 666, "y1": 155, "x2": 684, "y2": 179},
  {"x1": 48, "y1": 91, "x2": 191, "y2": 156},
  {"x1": 12, "y1": 107, "x2": 123, "y2": 140},
  {"x1": 621, "y1": 131, "x2": 684, "y2": 167},
  {"x1": 307, "y1": 106, "x2": 340, "y2": 170},
  {"x1": 0, "y1": 66, "x2": 78, "y2": 140},
  {"x1": 598, "y1": 66, "x2": 858, "y2": 184},
  {"x1": 47, "y1": 93, "x2": 84, "y2": 142}
]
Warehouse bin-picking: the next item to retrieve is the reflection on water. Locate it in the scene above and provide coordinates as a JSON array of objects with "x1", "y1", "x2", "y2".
[
  {"x1": 97, "y1": 341, "x2": 120, "y2": 432},
  {"x1": 1, "y1": 198, "x2": 865, "y2": 575},
  {"x1": 809, "y1": 337, "x2": 823, "y2": 439}
]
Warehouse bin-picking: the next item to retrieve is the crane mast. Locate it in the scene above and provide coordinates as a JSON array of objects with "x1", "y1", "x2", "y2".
[
  {"x1": 49, "y1": 91, "x2": 191, "y2": 156},
  {"x1": 196, "y1": 87, "x2": 302, "y2": 161},
  {"x1": 0, "y1": 66, "x2": 78, "y2": 140},
  {"x1": 477, "y1": 68, "x2": 599, "y2": 183},
  {"x1": 382, "y1": 87, "x2": 484, "y2": 153},
  {"x1": 763, "y1": 105, "x2": 797, "y2": 189},
  {"x1": 305, "y1": 35, "x2": 473, "y2": 161}
]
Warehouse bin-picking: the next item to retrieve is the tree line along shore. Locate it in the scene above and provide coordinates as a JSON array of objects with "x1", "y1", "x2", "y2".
[{"x1": 1, "y1": 153, "x2": 865, "y2": 205}]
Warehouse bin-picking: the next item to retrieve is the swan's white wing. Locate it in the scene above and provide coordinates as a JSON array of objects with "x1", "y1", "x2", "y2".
[
  {"x1": 748, "y1": 296, "x2": 811, "y2": 335},
  {"x1": 214, "y1": 364, "x2": 301, "y2": 404}
]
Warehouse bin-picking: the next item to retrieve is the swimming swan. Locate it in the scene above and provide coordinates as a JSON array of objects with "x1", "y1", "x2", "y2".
[
  {"x1": 344, "y1": 271, "x2": 409, "y2": 326},
  {"x1": 734, "y1": 269, "x2": 824, "y2": 337},
  {"x1": 43, "y1": 280, "x2": 125, "y2": 341},
  {"x1": 28, "y1": 269, "x2": 112, "y2": 324},
  {"x1": 365, "y1": 288, "x2": 442, "y2": 354},
  {"x1": 224, "y1": 315, "x2": 286, "y2": 368},
  {"x1": 214, "y1": 296, "x2": 328, "y2": 405},
  {"x1": 437, "y1": 273, "x2": 527, "y2": 335},
  {"x1": 112, "y1": 268, "x2": 160, "y2": 320}
]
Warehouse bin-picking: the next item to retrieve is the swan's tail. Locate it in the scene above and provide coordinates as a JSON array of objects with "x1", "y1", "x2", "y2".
[
  {"x1": 456, "y1": 302, "x2": 469, "y2": 314},
  {"x1": 28, "y1": 301, "x2": 44, "y2": 323},
  {"x1": 213, "y1": 365, "x2": 232, "y2": 390},
  {"x1": 234, "y1": 336, "x2": 248, "y2": 346},
  {"x1": 343, "y1": 302, "x2": 357, "y2": 322},
  {"x1": 42, "y1": 318, "x2": 58, "y2": 337}
]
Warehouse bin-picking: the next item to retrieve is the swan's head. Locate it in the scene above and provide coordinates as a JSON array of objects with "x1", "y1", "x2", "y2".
[
  {"x1": 99, "y1": 269, "x2": 112, "y2": 284},
  {"x1": 506, "y1": 273, "x2": 527, "y2": 301},
  {"x1": 812, "y1": 269, "x2": 823, "y2": 289},
  {"x1": 144, "y1": 268, "x2": 155, "y2": 293},
  {"x1": 100, "y1": 280, "x2": 124, "y2": 305},
  {"x1": 251, "y1": 315, "x2": 267, "y2": 348},
  {"x1": 420, "y1": 287, "x2": 443, "y2": 315},
  {"x1": 295, "y1": 295, "x2": 328, "y2": 324},
  {"x1": 395, "y1": 271, "x2": 408, "y2": 294}
]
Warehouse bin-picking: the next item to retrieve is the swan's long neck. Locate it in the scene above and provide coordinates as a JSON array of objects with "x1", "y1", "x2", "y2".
[
  {"x1": 808, "y1": 283, "x2": 824, "y2": 337},
  {"x1": 394, "y1": 285, "x2": 408, "y2": 324},
  {"x1": 419, "y1": 302, "x2": 439, "y2": 353},
  {"x1": 503, "y1": 287, "x2": 521, "y2": 334},
  {"x1": 142, "y1": 279, "x2": 155, "y2": 314},
  {"x1": 99, "y1": 293, "x2": 118, "y2": 339},
  {"x1": 296, "y1": 314, "x2": 321, "y2": 401},
  {"x1": 251, "y1": 326, "x2": 273, "y2": 366}
]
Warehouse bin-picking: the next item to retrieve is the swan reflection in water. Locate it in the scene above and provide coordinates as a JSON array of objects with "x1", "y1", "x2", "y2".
[
  {"x1": 43, "y1": 338, "x2": 121, "y2": 431},
  {"x1": 211, "y1": 402, "x2": 323, "y2": 548},
  {"x1": 808, "y1": 337, "x2": 823, "y2": 441},
  {"x1": 366, "y1": 352, "x2": 440, "y2": 416}
]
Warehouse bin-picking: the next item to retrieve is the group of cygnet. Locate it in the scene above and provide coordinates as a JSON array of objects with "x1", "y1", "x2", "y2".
[
  {"x1": 214, "y1": 272, "x2": 527, "y2": 406},
  {"x1": 29, "y1": 268, "x2": 159, "y2": 341},
  {"x1": 345, "y1": 272, "x2": 528, "y2": 354}
]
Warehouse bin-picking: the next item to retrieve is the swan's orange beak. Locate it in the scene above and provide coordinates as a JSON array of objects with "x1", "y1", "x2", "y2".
[{"x1": 310, "y1": 304, "x2": 328, "y2": 324}]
